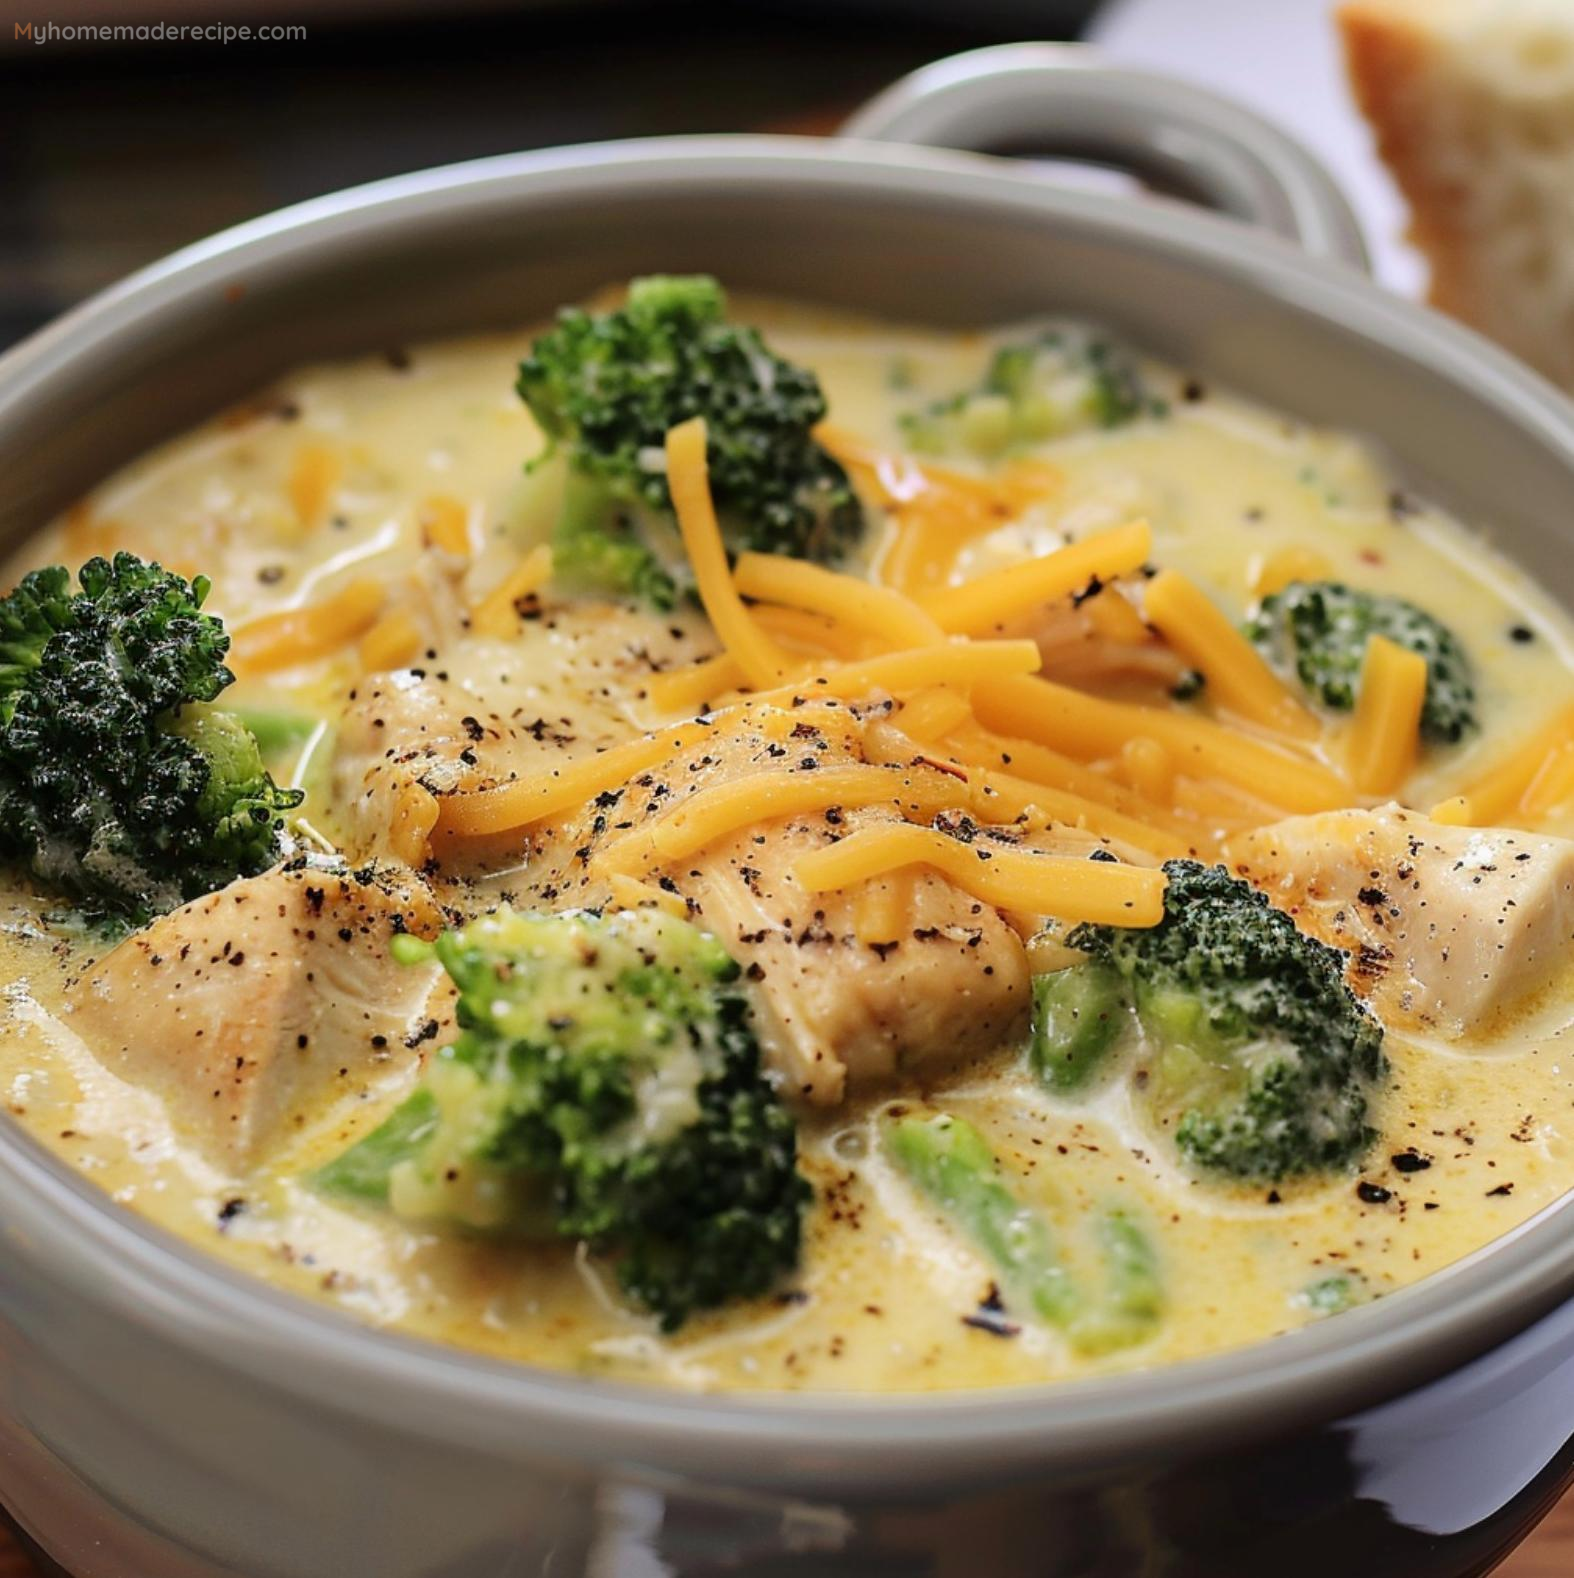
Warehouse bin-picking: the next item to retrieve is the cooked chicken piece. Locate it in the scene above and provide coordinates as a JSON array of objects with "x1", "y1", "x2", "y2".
[
  {"x1": 686, "y1": 821, "x2": 1033, "y2": 1102},
  {"x1": 68, "y1": 861, "x2": 448, "y2": 1168},
  {"x1": 519, "y1": 698, "x2": 1035, "y2": 1103},
  {"x1": 329, "y1": 604, "x2": 707, "y2": 864},
  {"x1": 1227, "y1": 805, "x2": 1574, "y2": 1038}
]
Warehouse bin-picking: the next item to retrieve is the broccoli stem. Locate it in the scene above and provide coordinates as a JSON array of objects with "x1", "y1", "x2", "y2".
[
  {"x1": 231, "y1": 706, "x2": 319, "y2": 759},
  {"x1": 553, "y1": 470, "x2": 676, "y2": 609},
  {"x1": 313, "y1": 1088, "x2": 437, "y2": 1204},
  {"x1": 884, "y1": 1112, "x2": 1164, "y2": 1353},
  {"x1": 1029, "y1": 963, "x2": 1128, "y2": 1092},
  {"x1": 884, "y1": 1112, "x2": 1077, "y2": 1327},
  {"x1": 1068, "y1": 1210, "x2": 1163, "y2": 1355}
]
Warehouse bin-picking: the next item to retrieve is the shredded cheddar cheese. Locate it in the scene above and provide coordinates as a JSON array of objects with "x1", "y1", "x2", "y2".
[
  {"x1": 898, "y1": 688, "x2": 974, "y2": 744},
  {"x1": 607, "y1": 872, "x2": 690, "y2": 919},
  {"x1": 1083, "y1": 586, "x2": 1151, "y2": 645},
  {"x1": 646, "y1": 651, "x2": 745, "y2": 713},
  {"x1": 471, "y1": 544, "x2": 552, "y2": 639},
  {"x1": 286, "y1": 442, "x2": 341, "y2": 533},
  {"x1": 734, "y1": 552, "x2": 943, "y2": 650},
  {"x1": 230, "y1": 578, "x2": 385, "y2": 675},
  {"x1": 389, "y1": 781, "x2": 439, "y2": 868},
  {"x1": 817, "y1": 425, "x2": 1063, "y2": 595},
  {"x1": 751, "y1": 604, "x2": 871, "y2": 660},
  {"x1": 792, "y1": 824, "x2": 1167, "y2": 927},
  {"x1": 860, "y1": 720, "x2": 1182, "y2": 858},
  {"x1": 1143, "y1": 569, "x2": 1317, "y2": 738},
  {"x1": 797, "y1": 639, "x2": 1042, "y2": 701},
  {"x1": 436, "y1": 427, "x2": 1417, "y2": 919},
  {"x1": 1119, "y1": 737, "x2": 1176, "y2": 803},
  {"x1": 1440, "y1": 701, "x2": 1574, "y2": 824},
  {"x1": 973, "y1": 674, "x2": 1348, "y2": 815},
  {"x1": 436, "y1": 715, "x2": 724, "y2": 837},
  {"x1": 852, "y1": 871, "x2": 909, "y2": 947},
  {"x1": 359, "y1": 608, "x2": 424, "y2": 673},
  {"x1": 1429, "y1": 794, "x2": 1474, "y2": 826},
  {"x1": 919, "y1": 520, "x2": 1152, "y2": 636},
  {"x1": 419, "y1": 495, "x2": 473, "y2": 558},
  {"x1": 946, "y1": 722, "x2": 1185, "y2": 831},
  {"x1": 593, "y1": 764, "x2": 972, "y2": 877},
  {"x1": 1251, "y1": 545, "x2": 1333, "y2": 599},
  {"x1": 1346, "y1": 634, "x2": 1427, "y2": 795},
  {"x1": 666, "y1": 418, "x2": 797, "y2": 688},
  {"x1": 1522, "y1": 740, "x2": 1574, "y2": 818}
]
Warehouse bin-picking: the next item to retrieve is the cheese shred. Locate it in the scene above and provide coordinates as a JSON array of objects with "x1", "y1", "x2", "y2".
[
  {"x1": 1436, "y1": 701, "x2": 1574, "y2": 824},
  {"x1": 734, "y1": 552, "x2": 943, "y2": 650},
  {"x1": 666, "y1": 418, "x2": 797, "y2": 687},
  {"x1": 1143, "y1": 569, "x2": 1317, "y2": 738},
  {"x1": 471, "y1": 544, "x2": 553, "y2": 639},
  {"x1": 973, "y1": 674, "x2": 1348, "y2": 815},
  {"x1": 793, "y1": 824, "x2": 1167, "y2": 927},
  {"x1": 593, "y1": 764, "x2": 971, "y2": 877},
  {"x1": 919, "y1": 520, "x2": 1152, "y2": 635},
  {"x1": 230, "y1": 578, "x2": 386, "y2": 675},
  {"x1": 1346, "y1": 634, "x2": 1427, "y2": 795}
]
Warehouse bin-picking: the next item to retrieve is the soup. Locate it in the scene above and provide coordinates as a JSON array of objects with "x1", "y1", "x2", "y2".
[{"x1": 2, "y1": 282, "x2": 1572, "y2": 1394}]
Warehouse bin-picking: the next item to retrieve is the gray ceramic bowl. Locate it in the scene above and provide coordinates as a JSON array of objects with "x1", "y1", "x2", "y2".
[{"x1": 2, "y1": 44, "x2": 1573, "y2": 1578}]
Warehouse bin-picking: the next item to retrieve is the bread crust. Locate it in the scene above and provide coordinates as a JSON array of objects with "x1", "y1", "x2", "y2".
[{"x1": 1338, "y1": 3, "x2": 1483, "y2": 324}]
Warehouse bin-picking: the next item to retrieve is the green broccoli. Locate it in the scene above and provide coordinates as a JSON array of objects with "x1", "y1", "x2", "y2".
[
  {"x1": 230, "y1": 705, "x2": 319, "y2": 760},
  {"x1": 0, "y1": 553, "x2": 302, "y2": 923},
  {"x1": 517, "y1": 275, "x2": 863, "y2": 606},
  {"x1": 1028, "y1": 961, "x2": 1127, "y2": 1092},
  {"x1": 1045, "y1": 861, "x2": 1385, "y2": 1182},
  {"x1": 316, "y1": 905, "x2": 810, "y2": 1331},
  {"x1": 1297, "y1": 1272, "x2": 1369, "y2": 1316},
  {"x1": 883, "y1": 1111, "x2": 1162, "y2": 1354},
  {"x1": 1247, "y1": 580, "x2": 1476, "y2": 743},
  {"x1": 900, "y1": 323, "x2": 1158, "y2": 458}
]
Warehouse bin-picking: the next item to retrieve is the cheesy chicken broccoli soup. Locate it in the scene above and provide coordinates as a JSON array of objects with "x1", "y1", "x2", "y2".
[{"x1": 2, "y1": 277, "x2": 1573, "y2": 1393}]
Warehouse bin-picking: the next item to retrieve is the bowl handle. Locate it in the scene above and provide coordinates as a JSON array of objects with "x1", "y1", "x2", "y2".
[{"x1": 841, "y1": 42, "x2": 1371, "y2": 274}]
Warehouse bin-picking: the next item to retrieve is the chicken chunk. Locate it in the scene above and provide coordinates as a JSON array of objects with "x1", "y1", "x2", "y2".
[
  {"x1": 329, "y1": 603, "x2": 707, "y2": 864},
  {"x1": 1227, "y1": 805, "x2": 1574, "y2": 1038},
  {"x1": 68, "y1": 861, "x2": 447, "y2": 1167},
  {"x1": 688, "y1": 822, "x2": 1033, "y2": 1103},
  {"x1": 519, "y1": 698, "x2": 1034, "y2": 1103}
]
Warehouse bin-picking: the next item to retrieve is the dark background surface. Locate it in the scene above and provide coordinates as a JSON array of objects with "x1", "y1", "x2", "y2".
[{"x1": 0, "y1": 0, "x2": 1094, "y2": 350}]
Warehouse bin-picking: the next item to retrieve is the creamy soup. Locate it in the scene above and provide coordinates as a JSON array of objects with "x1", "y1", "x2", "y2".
[{"x1": 2, "y1": 286, "x2": 1573, "y2": 1394}]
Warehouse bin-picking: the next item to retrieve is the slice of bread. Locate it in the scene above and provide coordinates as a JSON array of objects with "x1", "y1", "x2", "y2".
[{"x1": 1340, "y1": 0, "x2": 1574, "y2": 390}]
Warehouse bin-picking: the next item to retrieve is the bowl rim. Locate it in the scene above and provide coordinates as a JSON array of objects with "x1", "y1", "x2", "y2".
[{"x1": 5, "y1": 130, "x2": 1574, "y2": 1475}]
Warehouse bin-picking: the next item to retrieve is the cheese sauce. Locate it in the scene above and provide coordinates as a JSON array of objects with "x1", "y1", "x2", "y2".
[{"x1": 2, "y1": 297, "x2": 1572, "y2": 1394}]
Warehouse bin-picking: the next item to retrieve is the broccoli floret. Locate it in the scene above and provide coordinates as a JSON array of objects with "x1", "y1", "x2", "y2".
[
  {"x1": 0, "y1": 553, "x2": 302, "y2": 923},
  {"x1": 316, "y1": 906, "x2": 810, "y2": 1330},
  {"x1": 1059, "y1": 861, "x2": 1385, "y2": 1182},
  {"x1": 900, "y1": 323, "x2": 1158, "y2": 458},
  {"x1": 1247, "y1": 580, "x2": 1476, "y2": 743},
  {"x1": 517, "y1": 275, "x2": 862, "y2": 605}
]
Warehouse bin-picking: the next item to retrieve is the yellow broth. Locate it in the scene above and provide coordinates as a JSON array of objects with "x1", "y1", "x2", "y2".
[{"x1": 2, "y1": 298, "x2": 1572, "y2": 1393}]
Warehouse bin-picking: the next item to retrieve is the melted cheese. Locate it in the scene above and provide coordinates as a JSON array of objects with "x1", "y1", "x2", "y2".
[
  {"x1": 918, "y1": 518, "x2": 1152, "y2": 635},
  {"x1": 791, "y1": 823, "x2": 1167, "y2": 925}
]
